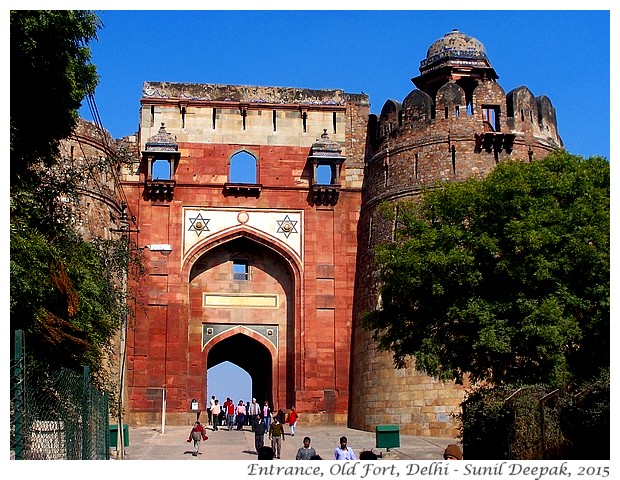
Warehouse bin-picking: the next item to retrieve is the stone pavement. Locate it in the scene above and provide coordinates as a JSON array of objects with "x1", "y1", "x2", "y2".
[{"x1": 114, "y1": 422, "x2": 458, "y2": 461}]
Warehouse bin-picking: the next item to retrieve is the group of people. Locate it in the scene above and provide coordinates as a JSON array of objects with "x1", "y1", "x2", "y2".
[
  {"x1": 206, "y1": 396, "x2": 250, "y2": 431},
  {"x1": 206, "y1": 396, "x2": 298, "y2": 436},
  {"x1": 193, "y1": 398, "x2": 464, "y2": 461},
  {"x1": 256, "y1": 435, "x2": 463, "y2": 461},
  {"x1": 203, "y1": 395, "x2": 298, "y2": 458}
]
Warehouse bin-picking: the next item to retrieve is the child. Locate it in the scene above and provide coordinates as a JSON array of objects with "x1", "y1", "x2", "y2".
[{"x1": 187, "y1": 421, "x2": 208, "y2": 456}]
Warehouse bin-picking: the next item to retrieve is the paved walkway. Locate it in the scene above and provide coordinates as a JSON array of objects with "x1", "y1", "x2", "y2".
[{"x1": 115, "y1": 423, "x2": 458, "y2": 461}]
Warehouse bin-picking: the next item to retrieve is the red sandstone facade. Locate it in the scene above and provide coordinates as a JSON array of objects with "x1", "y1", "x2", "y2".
[
  {"x1": 82, "y1": 30, "x2": 562, "y2": 435},
  {"x1": 120, "y1": 84, "x2": 369, "y2": 425}
]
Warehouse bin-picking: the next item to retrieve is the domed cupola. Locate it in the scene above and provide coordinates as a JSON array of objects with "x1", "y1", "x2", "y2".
[
  {"x1": 307, "y1": 129, "x2": 346, "y2": 206},
  {"x1": 412, "y1": 29, "x2": 498, "y2": 96},
  {"x1": 141, "y1": 123, "x2": 181, "y2": 201}
]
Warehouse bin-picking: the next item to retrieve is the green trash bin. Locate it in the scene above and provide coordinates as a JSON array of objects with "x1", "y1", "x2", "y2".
[
  {"x1": 376, "y1": 424, "x2": 400, "y2": 450},
  {"x1": 109, "y1": 424, "x2": 129, "y2": 448}
]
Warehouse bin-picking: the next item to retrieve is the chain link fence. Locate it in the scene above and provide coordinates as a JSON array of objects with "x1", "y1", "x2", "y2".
[{"x1": 10, "y1": 330, "x2": 110, "y2": 460}]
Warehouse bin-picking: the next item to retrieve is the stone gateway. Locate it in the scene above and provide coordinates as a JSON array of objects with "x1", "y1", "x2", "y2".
[{"x1": 69, "y1": 30, "x2": 561, "y2": 436}]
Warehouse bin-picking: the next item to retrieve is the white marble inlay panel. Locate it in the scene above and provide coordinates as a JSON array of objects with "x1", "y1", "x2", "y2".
[{"x1": 183, "y1": 208, "x2": 302, "y2": 260}]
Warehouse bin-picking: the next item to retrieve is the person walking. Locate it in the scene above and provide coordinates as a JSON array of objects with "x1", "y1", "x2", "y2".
[
  {"x1": 262, "y1": 400, "x2": 272, "y2": 432},
  {"x1": 207, "y1": 395, "x2": 215, "y2": 426},
  {"x1": 286, "y1": 406, "x2": 298, "y2": 436},
  {"x1": 296, "y1": 436, "x2": 316, "y2": 460},
  {"x1": 186, "y1": 421, "x2": 208, "y2": 456},
  {"x1": 268, "y1": 416, "x2": 286, "y2": 459},
  {"x1": 226, "y1": 398, "x2": 236, "y2": 431},
  {"x1": 334, "y1": 436, "x2": 356, "y2": 460},
  {"x1": 248, "y1": 398, "x2": 259, "y2": 431},
  {"x1": 236, "y1": 400, "x2": 246, "y2": 430},
  {"x1": 253, "y1": 414, "x2": 267, "y2": 454},
  {"x1": 245, "y1": 401, "x2": 251, "y2": 426},
  {"x1": 210, "y1": 400, "x2": 221, "y2": 431}
]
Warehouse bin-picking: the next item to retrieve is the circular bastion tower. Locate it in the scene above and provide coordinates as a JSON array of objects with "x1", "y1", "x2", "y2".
[{"x1": 349, "y1": 30, "x2": 563, "y2": 437}]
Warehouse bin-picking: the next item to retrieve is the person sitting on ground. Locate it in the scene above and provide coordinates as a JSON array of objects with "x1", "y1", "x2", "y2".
[
  {"x1": 296, "y1": 436, "x2": 316, "y2": 460},
  {"x1": 334, "y1": 435, "x2": 356, "y2": 460},
  {"x1": 186, "y1": 421, "x2": 208, "y2": 456},
  {"x1": 443, "y1": 444, "x2": 463, "y2": 460},
  {"x1": 359, "y1": 449, "x2": 378, "y2": 460}
]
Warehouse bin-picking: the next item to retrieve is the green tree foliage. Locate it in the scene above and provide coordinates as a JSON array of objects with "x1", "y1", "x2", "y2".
[
  {"x1": 363, "y1": 152, "x2": 609, "y2": 387},
  {"x1": 9, "y1": 11, "x2": 138, "y2": 380},
  {"x1": 10, "y1": 10, "x2": 100, "y2": 187}
]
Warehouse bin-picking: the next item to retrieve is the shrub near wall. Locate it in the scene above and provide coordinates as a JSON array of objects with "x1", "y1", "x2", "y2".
[
  {"x1": 558, "y1": 371, "x2": 610, "y2": 460},
  {"x1": 459, "y1": 376, "x2": 609, "y2": 460}
]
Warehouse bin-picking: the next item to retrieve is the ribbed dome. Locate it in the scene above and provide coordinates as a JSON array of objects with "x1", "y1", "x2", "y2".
[
  {"x1": 427, "y1": 29, "x2": 487, "y2": 58},
  {"x1": 420, "y1": 29, "x2": 491, "y2": 71},
  {"x1": 144, "y1": 123, "x2": 178, "y2": 152},
  {"x1": 310, "y1": 129, "x2": 342, "y2": 157}
]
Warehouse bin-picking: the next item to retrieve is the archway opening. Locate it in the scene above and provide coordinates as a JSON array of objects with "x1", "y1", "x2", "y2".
[
  {"x1": 207, "y1": 361, "x2": 252, "y2": 406},
  {"x1": 207, "y1": 333, "x2": 273, "y2": 406},
  {"x1": 189, "y1": 235, "x2": 297, "y2": 411}
]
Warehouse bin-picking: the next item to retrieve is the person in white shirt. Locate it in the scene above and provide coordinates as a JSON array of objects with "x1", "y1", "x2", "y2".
[{"x1": 334, "y1": 436, "x2": 356, "y2": 460}]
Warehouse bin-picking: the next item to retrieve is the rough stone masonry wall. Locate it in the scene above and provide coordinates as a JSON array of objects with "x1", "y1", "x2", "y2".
[
  {"x1": 58, "y1": 118, "x2": 124, "y2": 241},
  {"x1": 349, "y1": 78, "x2": 562, "y2": 437}
]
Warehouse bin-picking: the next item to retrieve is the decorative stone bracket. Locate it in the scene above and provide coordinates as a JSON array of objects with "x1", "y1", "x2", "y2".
[{"x1": 474, "y1": 131, "x2": 515, "y2": 154}]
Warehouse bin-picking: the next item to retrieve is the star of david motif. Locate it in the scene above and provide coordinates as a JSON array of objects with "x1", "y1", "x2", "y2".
[
  {"x1": 276, "y1": 215, "x2": 298, "y2": 239},
  {"x1": 188, "y1": 213, "x2": 210, "y2": 237}
]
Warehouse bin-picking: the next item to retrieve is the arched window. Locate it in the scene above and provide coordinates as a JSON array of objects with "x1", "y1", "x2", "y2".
[{"x1": 229, "y1": 151, "x2": 257, "y2": 184}]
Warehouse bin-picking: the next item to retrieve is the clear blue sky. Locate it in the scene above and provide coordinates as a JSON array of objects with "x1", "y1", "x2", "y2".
[
  {"x1": 75, "y1": 8, "x2": 613, "y2": 403},
  {"x1": 80, "y1": 9, "x2": 612, "y2": 161}
]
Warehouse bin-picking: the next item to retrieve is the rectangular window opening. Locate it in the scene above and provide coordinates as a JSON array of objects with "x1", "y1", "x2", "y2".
[
  {"x1": 272, "y1": 110, "x2": 277, "y2": 131},
  {"x1": 302, "y1": 112, "x2": 307, "y2": 133},
  {"x1": 212, "y1": 108, "x2": 217, "y2": 129},
  {"x1": 332, "y1": 112, "x2": 337, "y2": 134},
  {"x1": 181, "y1": 107, "x2": 186, "y2": 129},
  {"x1": 150, "y1": 105, "x2": 155, "y2": 127},
  {"x1": 482, "y1": 106, "x2": 500, "y2": 131},
  {"x1": 233, "y1": 260, "x2": 249, "y2": 281}
]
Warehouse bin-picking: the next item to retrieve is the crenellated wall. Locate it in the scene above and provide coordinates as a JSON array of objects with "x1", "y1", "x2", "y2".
[
  {"x1": 349, "y1": 30, "x2": 562, "y2": 437},
  {"x1": 71, "y1": 30, "x2": 564, "y2": 437}
]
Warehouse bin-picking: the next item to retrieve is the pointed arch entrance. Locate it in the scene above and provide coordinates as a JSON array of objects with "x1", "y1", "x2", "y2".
[
  {"x1": 183, "y1": 230, "x2": 301, "y2": 413},
  {"x1": 205, "y1": 326, "x2": 275, "y2": 406}
]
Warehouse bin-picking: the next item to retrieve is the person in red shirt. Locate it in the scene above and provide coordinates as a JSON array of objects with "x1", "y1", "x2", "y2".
[
  {"x1": 187, "y1": 421, "x2": 208, "y2": 456},
  {"x1": 226, "y1": 398, "x2": 236, "y2": 431},
  {"x1": 286, "y1": 406, "x2": 298, "y2": 437}
]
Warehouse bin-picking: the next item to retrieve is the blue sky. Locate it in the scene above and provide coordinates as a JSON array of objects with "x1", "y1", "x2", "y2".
[
  {"x1": 80, "y1": 8, "x2": 612, "y2": 160},
  {"x1": 74, "y1": 7, "x2": 613, "y2": 405}
]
